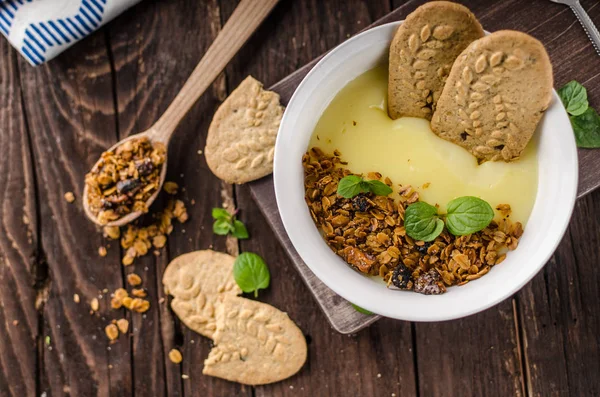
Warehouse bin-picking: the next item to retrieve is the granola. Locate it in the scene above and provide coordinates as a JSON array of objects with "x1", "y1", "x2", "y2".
[
  {"x1": 103, "y1": 198, "x2": 188, "y2": 266},
  {"x1": 85, "y1": 137, "x2": 166, "y2": 225},
  {"x1": 303, "y1": 147, "x2": 524, "y2": 295}
]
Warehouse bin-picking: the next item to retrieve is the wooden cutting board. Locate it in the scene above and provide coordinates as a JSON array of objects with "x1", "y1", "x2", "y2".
[{"x1": 248, "y1": 6, "x2": 600, "y2": 334}]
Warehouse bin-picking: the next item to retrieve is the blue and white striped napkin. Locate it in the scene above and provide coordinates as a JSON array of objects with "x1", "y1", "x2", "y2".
[{"x1": 0, "y1": 0, "x2": 141, "y2": 65}]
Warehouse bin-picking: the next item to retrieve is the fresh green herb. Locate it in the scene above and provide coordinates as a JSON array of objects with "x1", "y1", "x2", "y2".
[
  {"x1": 336, "y1": 175, "x2": 393, "y2": 198},
  {"x1": 367, "y1": 180, "x2": 394, "y2": 196},
  {"x1": 232, "y1": 220, "x2": 249, "y2": 239},
  {"x1": 405, "y1": 197, "x2": 494, "y2": 240},
  {"x1": 558, "y1": 80, "x2": 600, "y2": 148},
  {"x1": 571, "y1": 107, "x2": 600, "y2": 148},
  {"x1": 445, "y1": 196, "x2": 494, "y2": 236},
  {"x1": 211, "y1": 207, "x2": 249, "y2": 239},
  {"x1": 45, "y1": 336, "x2": 50, "y2": 345},
  {"x1": 233, "y1": 252, "x2": 270, "y2": 298},
  {"x1": 558, "y1": 80, "x2": 588, "y2": 116},
  {"x1": 404, "y1": 202, "x2": 445, "y2": 242},
  {"x1": 351, "y1": 303, "x2": 373, "y2": 315}
]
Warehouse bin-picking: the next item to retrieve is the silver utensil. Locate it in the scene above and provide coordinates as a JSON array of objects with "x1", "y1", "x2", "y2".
[{"x1": 550, "y1": 0, "x2": 600, "y2": 56}]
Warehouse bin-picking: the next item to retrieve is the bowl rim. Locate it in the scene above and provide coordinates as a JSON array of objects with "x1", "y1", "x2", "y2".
[{"x1": 273, "y1": 21, "x2": 579, "y2": 321}]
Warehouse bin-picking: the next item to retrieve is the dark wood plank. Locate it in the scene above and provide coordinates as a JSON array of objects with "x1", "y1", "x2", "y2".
[
  {"x1": 518, "y1": 189, "x2": 600, "y2": 397},
  {"x1": 17, "y1": 32, "x2": 132, "y2": 396},
  {"x1": 0, "y1": 39, "x2": 39, "y2": 397},
  {"x1": 107, "y1": 0, "x2": 249, "y2": 396}
]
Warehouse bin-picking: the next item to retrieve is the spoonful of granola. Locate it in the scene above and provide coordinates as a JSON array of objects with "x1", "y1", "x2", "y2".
[{"x1": 82, "y1": 0, "x2": 279, "y2": 227}]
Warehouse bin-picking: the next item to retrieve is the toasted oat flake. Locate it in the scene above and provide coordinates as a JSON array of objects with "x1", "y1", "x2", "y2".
[
  {"x1": 132, "y1": 288, "x2": 147, "y2": 298},
  {"x1": 98, "y1": 246, "x2": 107, "y2": 257},
  {"x1": 117, "y1": 319, "x2": 129, "y2": 334},
  {"x1": 73, "y1": 294, "x2": 80, "y2": 303},
  {"x1": 163, "y1": 181, "x2": 179, "y2": 195},
  {"x1": 169, "y1": 349, "x2": 183, "y2": 364},
  {"x1": 105, "y1": 324, "x2": 119, "y2": 341},
  {"x1": 91, "y1": 298, "x2": 99, "y2": 312},
  {"x1": 127, "y1": 273, "x2": 142, "y2": 287},
  {"x1": 64, "y1": 192, "x2": 75, "y2": 203}
]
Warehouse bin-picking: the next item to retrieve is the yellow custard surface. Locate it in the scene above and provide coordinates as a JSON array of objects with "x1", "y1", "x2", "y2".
[{"x1": 309, "y1": 66, "x2": 538, "y2": 224}]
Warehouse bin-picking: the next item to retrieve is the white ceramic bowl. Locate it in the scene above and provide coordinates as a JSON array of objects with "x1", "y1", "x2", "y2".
[{"x1": 273, "y1": 22, "x2": 578, "y2": 321}]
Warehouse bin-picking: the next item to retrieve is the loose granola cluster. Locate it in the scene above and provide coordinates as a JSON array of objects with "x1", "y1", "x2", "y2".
[
  {"x1": 303, "y1": 147, "x2": 524, "y2": 295},
  {"x1": 103, "y1": 197, "x2": 189, "y2": 266},
  {"x1": 85, "y1": 137, "x2": 166, "y2": 224}
]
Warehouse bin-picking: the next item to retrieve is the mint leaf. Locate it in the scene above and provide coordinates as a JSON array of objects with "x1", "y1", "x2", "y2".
[
  {"x1": 213, "y1": 219, "x2": 232, "y2": 235},
  {"x1": 558, "y1": 81, "x2": 588, "y2": 116},
  {"x1": 446, "y1": 196, "x2": 494, "y2": 236},
  {"x1": 405, "y1": 202, "x2": 444, "y2": 242},
  {"x1": 337, "y1": 175, "x2": 369, "y2": 198},
  {"x1": 571, "y1": 107, "x2": 600, "y2": 148},
  {"x1": 366, "y1": 180, "x2": 393, "y2": 196},
  {"x1": 233, "y1": 253, "x2": 270, "y2": 298},
  {"x1": 212, "y1": 208, "x2": 231, "y2": 220},
  {"x1": 232, "y1": 219, "x2": 249, "y2": 239},
  {"x1": 351, "y1": 303, "x2": 373, "y2": 315}
]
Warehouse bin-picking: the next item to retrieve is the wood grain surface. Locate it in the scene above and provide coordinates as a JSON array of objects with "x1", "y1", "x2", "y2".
[{"x1": 0, "y1": 1, "x2": 598, "y2": 396}]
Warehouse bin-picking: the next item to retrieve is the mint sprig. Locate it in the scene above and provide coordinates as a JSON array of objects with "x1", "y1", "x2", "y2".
[
  {"x1": 558, "y1": 80, "x2": 600, "y2": 148},
  {"x1": 233, "y1": 252, "x2": 270, "y2": 298},
  {"x1": 211, "y1": 207, "x2": 249, "y2": 239},
  {"x1": 337, "y1": 175, "x2": 393, "y2": 198},
  {"x1": 405, "y1": 196, "x2": 494, "y2": 241}
]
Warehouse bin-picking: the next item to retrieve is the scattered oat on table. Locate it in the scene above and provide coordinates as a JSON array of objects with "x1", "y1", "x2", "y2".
[
  {"x1": 127, "y1": 273, "x2": 142, "y2": 287},
  {"x1": 98, "y1": 246, "x2": 107, "y2": 257},
  {"x1": 73, "y1": 293, "x2": 80, "y2": 303},
  {"x1": 90, "y1": 298, "x2": 99, "y2": 312},
  {"x1": 105, "y1": 324, "x2": 119, "y2": 341},
  {"x1": 64, "y1": 192, "x2": 75, "y2": 203},
  {"x1": 163, "y1": 181, "x2": 179, "y2": 195},
  {"x1": 117, "y1": 319, "x2": 129, "y2": 334},
  {"x1": 169, "y1": 349, "x2": 183, "y2": 364}
]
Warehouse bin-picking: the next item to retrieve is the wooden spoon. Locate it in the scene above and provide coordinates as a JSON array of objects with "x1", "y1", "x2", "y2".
[{"x1": 83, "y1": 0, "x2": 279, "y2": 227}]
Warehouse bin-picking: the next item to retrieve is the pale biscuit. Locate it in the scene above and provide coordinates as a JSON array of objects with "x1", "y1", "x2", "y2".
[
  {"x1": 203, "y1": 295, "x2": 307, "y2": 385},
  {"x1": 388, "y1": 1, "x2": 484, "y2": 120},
  {"x1": 431, "y1": 30, "x2": 553, "y2": 161},
  {"x1": 163, "y1": 250, "x2": 242, "y2": 339},
  {"x1": 205, "y1": 76, "x2": 284, "y2": 184}
]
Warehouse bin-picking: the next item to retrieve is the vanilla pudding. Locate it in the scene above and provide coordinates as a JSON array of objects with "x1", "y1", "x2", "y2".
[{"x1": 309, "y1": 65, "x2": 538, "y2": 224}]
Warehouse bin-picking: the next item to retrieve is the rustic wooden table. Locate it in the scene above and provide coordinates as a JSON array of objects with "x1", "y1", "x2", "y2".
[{"x1": 1, "y1": 0, "x2": 599, "y2": 396}]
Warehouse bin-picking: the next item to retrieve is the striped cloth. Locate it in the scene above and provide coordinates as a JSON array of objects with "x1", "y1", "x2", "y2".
[{"x1": 0, "y1": 0, "x2": 141, "y2": 65}]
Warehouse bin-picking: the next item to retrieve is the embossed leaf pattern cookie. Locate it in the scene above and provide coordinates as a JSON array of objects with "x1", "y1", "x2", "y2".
[
  {"x1": 431, "y1": 30, "x2": 553, "y2": 162},
  {"x1": 163, "y1": 250, "x2": 242, "y2": 338},
  {"x1": 388, "y1": 1, "x2": 484, "y2": 120},
  {"x1": 205, "y1": 76, "x2": 284, "y2": 184},
  {"x1": 203, "y1": 296, "x2": 307, "y2": 385}
]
